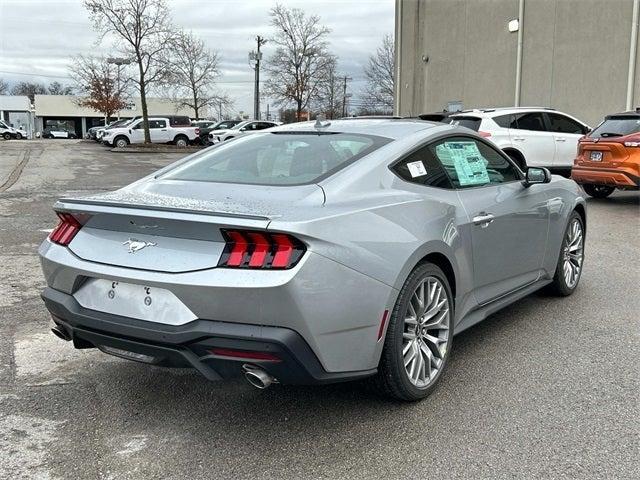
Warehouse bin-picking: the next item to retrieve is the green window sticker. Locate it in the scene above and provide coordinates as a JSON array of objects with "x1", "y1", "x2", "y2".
[{"x1": 436, "y1": 142, "x2": 490, "y2": 186}]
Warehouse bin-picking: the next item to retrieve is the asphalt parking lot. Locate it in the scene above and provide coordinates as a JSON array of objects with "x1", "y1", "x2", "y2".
[{"x1": 1, "y1": 139, "x2": 638, "y2": 480}]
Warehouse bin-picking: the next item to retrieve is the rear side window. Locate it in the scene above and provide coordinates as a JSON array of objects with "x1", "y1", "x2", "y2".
[
  {"x1": 162, "y1": 132, "x2": 391, "y2": 185},
  {"x1": 392, "y1": 146, "x2": 452, "y2": 189},
  {"x1": 430, "y1": 136, "x2": 520, "y2": 188},
  {"x1": 169, "y1": 116, "x2": 191, "y2": 126},
  {"x1": 493, "y1": 114, "x2": 515, "y2": 128},
  {"x1": 590, "y1": 116, "x2": 640, "y2": 138},
  {"x1": 511, "y1": 112, "x2": 546, "y2": 132},
  {"x1": 450, "y1": 116, "x2": 481, "y2": 131}
]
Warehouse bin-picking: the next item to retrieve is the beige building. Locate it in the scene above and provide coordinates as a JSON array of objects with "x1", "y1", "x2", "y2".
[
  {"x1": 394, "y1": 0, "x2": 640, "y2": 125},
  {"x1": 34, "y1": 95, "x2": 202, "y2": 137}
]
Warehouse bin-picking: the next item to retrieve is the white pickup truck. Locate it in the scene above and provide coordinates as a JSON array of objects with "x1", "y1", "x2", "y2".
[{"x1": 102, "y1": 117, "x2": 199, "y2": 148}]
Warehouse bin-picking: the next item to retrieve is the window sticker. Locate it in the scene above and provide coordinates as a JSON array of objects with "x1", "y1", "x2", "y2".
[
  {"x1": 407, "y1": 160, "x2": 427, "y2": 178},
  {"x1": 436, "y1": 142, "x2": 490, "y2": 186}
]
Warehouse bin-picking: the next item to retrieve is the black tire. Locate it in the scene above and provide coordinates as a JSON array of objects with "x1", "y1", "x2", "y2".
[
  {"x1": 370, "y1": 262, "x2": 454, "y2": 401},
  {"x1": 15, "y1": 132, "x2": 22, "y2": 140},
  {"x1": 582, "y1": 184, "x2": 614, "y2": 198},
  {"x1": 2, "y1": 132, "x2": 10, "y2": 140},
  {"x1": 505, "y1": 150, "x2": 526, "y2": 171},
  {"x1": 174, "y1": 135, "x2": 189, "y2": 147},
  {"x1": 547, "y1": 211, "x2": 585, "y2": 296},
  {"x1": 114, "y1": 136, "x2": 129, "y2": 148},
  {"x1": 69, "y1": 134, "x2": 76, "y2": 139}
]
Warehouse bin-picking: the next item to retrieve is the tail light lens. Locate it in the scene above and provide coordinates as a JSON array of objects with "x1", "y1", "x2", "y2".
[
  {"x1": 624, "y1": 141, "x2": 640, "y2": 147},
  {"x1": 195, "y1": 127, "x2": 200, "y2": 135},
  {"x1": 478, "y1": 131, "x2": 492, "y2": 138},
  {"x1": 218, "y1": 229, "x2": 305, "y2": 269},
  {"x1": 49, "y1": 212, "x2": 85, "y2": 246}
]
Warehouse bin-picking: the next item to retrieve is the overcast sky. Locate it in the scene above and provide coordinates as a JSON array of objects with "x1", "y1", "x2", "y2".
[{"x1": 0, "y1": 0, "x2": 394, "y2": 115}]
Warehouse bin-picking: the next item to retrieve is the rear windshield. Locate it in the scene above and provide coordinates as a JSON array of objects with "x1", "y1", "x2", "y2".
[
  {"x1": 450, "y1": 116, "x2": 481, "y2": 131},
  {"x1": 161, "y1": 132, "x2": 391, "y2": 185},
  {"x1": 590, "y1": 116, "x2": 640, "y2": 138}
]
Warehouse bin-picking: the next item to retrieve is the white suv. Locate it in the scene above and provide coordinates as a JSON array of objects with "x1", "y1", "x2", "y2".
[{"x1": 449, "y1": 108, "x2": 591, "y2": 171}]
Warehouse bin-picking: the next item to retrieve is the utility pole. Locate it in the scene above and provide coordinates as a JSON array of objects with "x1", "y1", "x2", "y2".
[
  {"x1": 249, "y1": 35, "x2": 268, "y2": 120},
  {"x1": 341, "y1": 75, "x2": 352, "y2": 118}
]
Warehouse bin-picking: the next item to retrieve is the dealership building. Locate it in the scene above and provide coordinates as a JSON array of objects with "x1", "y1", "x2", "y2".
[
  {"x1": 394, "y1": 0, "x2": 640, "y2": 125},
  {"x1": 33, "y1": 95, "x2": 200, "y2": 138}
]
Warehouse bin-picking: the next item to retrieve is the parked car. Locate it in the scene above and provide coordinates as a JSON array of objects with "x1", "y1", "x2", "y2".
[
  {"x1": 194, "y1": 119, "x2": 242, "y2": 144},
  {"x1": 418, "y1": 111, "x2": 458, "y2": 123},
  {"x1": 39, "y1": 118, "x2": 586, "y2": 401},
  {"x1": 208, "y1": 120, "x2": 278, "y2": 144},
  {"x1": 101, "y1": 117, "x2": 199, "y2": 147},
  {"x1": 571, "y1": 109, "x2": 640, "y2": 198},
  {"x1": 95, "y1": 118, "x2": 134, "y2": 142},
  {"x1": 448, "y1": 107, "x2": 591, "y2": 172},
  {"x1": 43, "y1": 128, "x2": 77, "y2": 139},
  {"x1": 0, "y1": 120, "x2": 24, "y2": 139}
]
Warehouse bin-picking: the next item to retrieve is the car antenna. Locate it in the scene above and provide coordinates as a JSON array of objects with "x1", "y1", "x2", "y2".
[{"x1": 314, "y1": 115, "x2": 331, "y2": 129}]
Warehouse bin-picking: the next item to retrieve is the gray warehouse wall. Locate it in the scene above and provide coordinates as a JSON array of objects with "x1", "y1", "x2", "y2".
[{"x1": 396, "y1": 0, "x2": 639, "y2": 126}]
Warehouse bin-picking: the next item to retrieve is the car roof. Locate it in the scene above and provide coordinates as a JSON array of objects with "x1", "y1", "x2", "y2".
[
  {"x1": 605, "y1": 110, "x2": 640, "y2": 118},
  {"x1": 268, "y1": 118, "x2": 443, "y2": 140},
  {"x1": 450, "y1": 107, "x2": 557, "y2": 118}
]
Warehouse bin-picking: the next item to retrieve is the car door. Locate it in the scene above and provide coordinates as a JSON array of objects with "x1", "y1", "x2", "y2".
[
  {"x1": 508, "y1": 112, "x2": 556, "y2": 168},
  {"x1": 545, "y1": 112, "x2": 589, "y2": 168},
  {"x1": 149, "y1": 119, "x2": 169, "y2": 142},
  {"x1": 129, "y1": 121, "x2": 145, "y2": 143},
  {"x1": 429, "y1": 136, "x2": 550, "y2": 305}
]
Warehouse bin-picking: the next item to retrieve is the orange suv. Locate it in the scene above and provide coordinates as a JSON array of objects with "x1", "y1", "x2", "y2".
[{"x1": 572, "y1": 110, "x2": 640, "y2": 198}]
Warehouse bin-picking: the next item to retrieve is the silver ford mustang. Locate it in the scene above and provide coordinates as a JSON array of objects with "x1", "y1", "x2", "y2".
[{"x1": 39, "y1": 119, "x2": 586, "y2": 401}]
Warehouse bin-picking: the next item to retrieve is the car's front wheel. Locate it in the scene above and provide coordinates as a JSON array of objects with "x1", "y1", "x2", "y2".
[
  {"x1": 548, "y1": 211, "x2": 584, "y2": 296},
  {"x1": 114, "y1": 136, "x2": 129, "y2": 148},
  {"x1": 2, "y1": 133, "x2": 10, "y2": 140},
  {"x1": 582, "y1": 184, "x2": 614, "y2": 198},
  {"x1": 372, "y1": 262, "x2": 453, "y2": 401}
]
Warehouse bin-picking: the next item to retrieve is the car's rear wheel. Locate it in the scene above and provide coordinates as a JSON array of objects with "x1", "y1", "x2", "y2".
[
  {"x1": 114, "y1": 136, "x2": 129, "y2": 148},
  {"x1": 506, "y1": 150, "x2": 526, "y2": 171},
  {"x1": 371, "y1": 263, "x2": 453, "y2": 401},
  {"x1": 174, "y1": 135, "x2": 189, "y2": 147},
  {"x1": 15, "y1": 132, "x2": 22, "y2": 140},
  {"x1": 582, "y1": 184, "x2": 614, "y2": 198},
  {"x1": 547, "y1": 211, "x2": 584, "y2": 296}
]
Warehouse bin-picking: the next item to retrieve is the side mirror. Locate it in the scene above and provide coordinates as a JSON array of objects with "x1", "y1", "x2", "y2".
[
  {"x1": 522, "y1": 167, "x2": 551, "y2": 187},
  {"x1": 239, "y1": 127, "x2": 246, "y2": 132}
]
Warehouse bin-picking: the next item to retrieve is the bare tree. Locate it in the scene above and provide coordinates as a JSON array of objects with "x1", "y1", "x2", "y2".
[
  {"x1": 362, "y1": 33, "x2": 394, "y2": 112},
  {"x1": 162, "y1": 30, "x2": 222, "y2": 119},
  {"x1": 0, "y1": 78, "x2": 8, "y2": 95},
  {"x1": 315, "y1": 56, "x2": 342, "y2": 119},
  {"x1": 10, "y1": 81, "x2": 47, "y2": 103},
  {"x1": 47, "y1": 81, "x2": 74, "y2": 95},
  {"x1": 264, "y1": 4, "x2": 334, "y2": 121},
  {"x1": 70, "y1": 55, "x2": 127, "y2": 119},
  {"x1": 84, "y1": 0, "x2": 172, "y2": 143}
]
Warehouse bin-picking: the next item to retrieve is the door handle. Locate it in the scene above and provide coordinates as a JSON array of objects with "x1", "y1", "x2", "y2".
[
  {"x1": 161, "y1": 129, "x2": 167, "y2": 131},
  {"x1": 513, "y1": 137, "x2": 525, "y2": 141},
  {"x1": 555, "y1": 137, "x2": 566, "y2": 142},
  {"x1": 473, "y1": 213, "x2": 495, "y2": 228}
]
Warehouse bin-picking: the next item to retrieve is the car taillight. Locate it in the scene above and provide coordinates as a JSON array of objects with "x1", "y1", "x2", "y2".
[
  {"x1": 218, "y1": 229, "x2": 305, "y2": 269},
  {"x1": 478, "y1": 131, "x2": 492, "y2": 138},
  {"x1": 195, "y1": 127, "x2": 200, "y2": 135},
  {"x1": 48, "y1": 212, "x2": 85, "y2": 246}
]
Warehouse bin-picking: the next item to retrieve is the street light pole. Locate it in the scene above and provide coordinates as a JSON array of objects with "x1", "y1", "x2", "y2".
[
  {"x1": 249, "y1": 36, "x2": 267, "y2": 120},
  {"x1": 107, "y1": 57, "x2": 132, "y2": 120}
]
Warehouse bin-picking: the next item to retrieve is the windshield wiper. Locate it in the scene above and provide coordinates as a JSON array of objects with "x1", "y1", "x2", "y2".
[{"x1": 599, "y1": 132, "x2": 623, "y2": 137}]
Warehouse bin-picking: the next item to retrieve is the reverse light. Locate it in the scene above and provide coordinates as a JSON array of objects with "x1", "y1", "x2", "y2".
[
  {"x1": 209, "y1": 348, "x2": 281, "y2": 362},
  {"x1": 218, "y1": 229, "x2": 305, "y2": 269},
  {"x1": 624, "y1": 141, "x2": 640, "y2": 147},
  {"x1": 49, "y1": 212, "x2": 86, "y2": 246},
  {"x1": 478, "y1": 131, "x2": 492, "y2": 138}
]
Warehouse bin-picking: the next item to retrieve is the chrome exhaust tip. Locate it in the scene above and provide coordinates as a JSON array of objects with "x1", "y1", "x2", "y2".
[
  {"x1": 242, "y1": 364, "x2": 276, "y2": 389},
  {"x1": 51, "y1": 325, "x2": 71, "y2": 341}
]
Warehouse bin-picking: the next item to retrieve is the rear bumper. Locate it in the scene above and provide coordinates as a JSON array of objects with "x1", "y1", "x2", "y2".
[
  {"x1": 571, "y1": 166, "x2": 640, "y2": 189},
  {"x1": 42, "y1": 287, "x2": 377, "y2": 385}
]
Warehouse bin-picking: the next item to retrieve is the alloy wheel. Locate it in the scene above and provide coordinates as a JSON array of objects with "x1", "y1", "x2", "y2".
[
  {"x1": 402, "y1": 276, "x2": 450, "y2": 388},
  {"x1": 562, "y1": 218, "x2": 584, "y2": 289}
]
